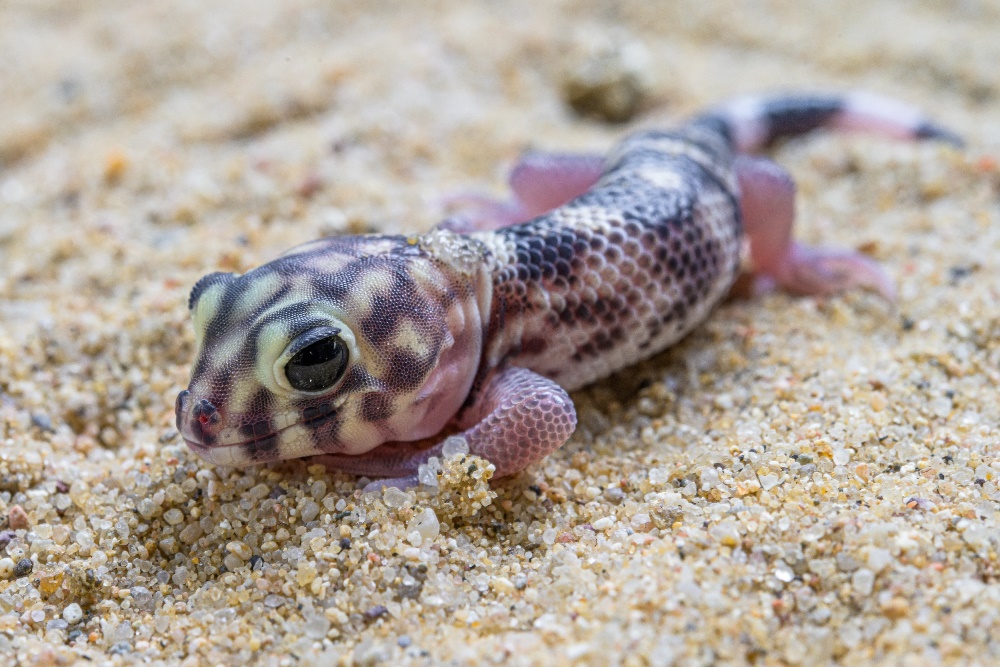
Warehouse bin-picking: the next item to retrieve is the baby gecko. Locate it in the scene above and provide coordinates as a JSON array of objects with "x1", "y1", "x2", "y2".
[{"x1": 176, "y1": 92, "x2": 959, "y2": 488}]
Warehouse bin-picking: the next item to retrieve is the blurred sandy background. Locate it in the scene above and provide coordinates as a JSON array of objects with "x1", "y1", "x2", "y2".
[{"x1": 1, "y1": 1, "x2": 999, "y2": 665}]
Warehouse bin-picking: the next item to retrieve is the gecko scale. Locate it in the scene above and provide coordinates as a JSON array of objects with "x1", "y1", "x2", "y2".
[{"x1": 176, "y1": 92, "x2": 959, "y2": 488}]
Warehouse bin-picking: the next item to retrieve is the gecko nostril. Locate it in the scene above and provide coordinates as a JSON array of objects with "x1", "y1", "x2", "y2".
[{"x1": 191, "y1": 398, "x2": 220, "y2": 428}]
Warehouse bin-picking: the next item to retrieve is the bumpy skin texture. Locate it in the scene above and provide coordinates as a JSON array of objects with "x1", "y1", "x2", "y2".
[
  {"x1": 176, "y1": 92, "x2": 959, "y2": 485},
  {"x1": 475, "y1": 120, "x2": 743, "y2": 392}
]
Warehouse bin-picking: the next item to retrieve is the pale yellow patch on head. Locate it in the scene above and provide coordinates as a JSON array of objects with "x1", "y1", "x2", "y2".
[
  {"x1": 272, "y1": 410, "x2": 299, "y2": 432},
  {"x1": 306, "y1": 252, "x2": 352, "y2": 275},
  {"x1": 275, "y1": 423, "x2": 320, "y2": 459},
  {"x1": 392, "y1": 318, "x2": 431, "y2": 358},
  {"x1": 191, "y1": 283, "x2": 227, "y2": 348},
  {"x1": 347, "y1": 270, "x2": 392, "y2": 317},
  {"x1": 195, "y1": 330, "x2": 244, "y2": 378},
  {"x1": 225, "y1": 375, "x2": 263, "y2": 417},
  {"x1": 336, "y1": 413, "x2": 385, "y2": 454},
  {"x1": 230, "y1": 272, "x2": 284, "y2": 322},
  {"x1": 256, "y1": 320, "x2": 292, "y2": 390}
]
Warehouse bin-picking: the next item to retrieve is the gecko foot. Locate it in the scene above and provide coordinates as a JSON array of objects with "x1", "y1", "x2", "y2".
[
  {"x1": 316, "y1": 366, "x2": 577, "y2": 489},
  {"x1": 737, "y1": 155, "x2": 895, "y2": 301}
]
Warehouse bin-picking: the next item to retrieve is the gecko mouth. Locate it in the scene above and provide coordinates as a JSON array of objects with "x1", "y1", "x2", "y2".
[
  {"x1": 183, "y1": 431, "x2": 282, "y2": 467},
  {"x1": 181, "y1": 404, "x2": 339, "y2": 467}
]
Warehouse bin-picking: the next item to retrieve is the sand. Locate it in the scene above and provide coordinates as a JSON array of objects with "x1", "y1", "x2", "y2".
[{"x1": 1, "y1": 1, "x2": 999, "y2": 665}]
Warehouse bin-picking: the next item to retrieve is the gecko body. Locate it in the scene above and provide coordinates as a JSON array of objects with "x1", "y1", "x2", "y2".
[{"x1": 176, "y1": 92, "x2": 958, "y2": 486}]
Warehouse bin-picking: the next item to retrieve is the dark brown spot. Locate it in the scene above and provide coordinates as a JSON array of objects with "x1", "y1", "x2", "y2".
[
  {"x1": 386, "y1": 349, "x2": 433, "y2": 391},
  {"x1": 361, "y1": 393, "x2": 394, "y2": 422},
  {"x1": 244, "y1": 434, "x2": 280, "y2": 462},
  {"x1": 239, "y1": 418, "x2": 273, "y2": 439},
  {"x1": 521, "y1": 338, "x2": 549, "y2": 355},
  {"x1": 303, "y1": 403, "x2": 333, "y2": 427}
]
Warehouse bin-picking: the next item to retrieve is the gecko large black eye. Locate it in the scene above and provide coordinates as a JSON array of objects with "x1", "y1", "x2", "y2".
[{"x1": 285, "y1": 335, "x2": 349, "y2": 392}]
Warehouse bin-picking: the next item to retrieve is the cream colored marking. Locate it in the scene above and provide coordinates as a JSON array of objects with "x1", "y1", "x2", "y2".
[
  {"x1": 256, "y1": 320, "x2": 292, "y2": 390},
  {"x1": 391, "y1": 318, "x2": 431, "y2": 358},
  {"x1": 606, "y1": 136, "x2": 716, "y2": 169},
  {"x1": 634, "y1": 166, "x2": 686, "y2": 190},
  {"x1": 229, "y1": 272, "x2": 284, "y2": 322},
  {"x1": 337, "y1": 411, "x2": 386, "y2": 454},
  {"x1": 718, "y1": 96, "x2": 767, "y2": 153},
  {"x1": 421, "y1": 229, "x2": 488, "y2": 277},
  {"x1": 348, "y1": 270, "x2": 394, "y2": 319},
  {"x1": 306, "y1": 251, "x2": 353, "y2": 275},
  {"x1": 198, "y1": 442, "x2": 250, "y2": 467},
  {"x1": 191, "y1": 283, "x2": 227, "y2": 349},
  {"x1": 225, "y1": 376, "x2": 263, "y2": 420},
  {"x1": 272, "y1": 410, "x2": 299, "y2": 432},
  {"x1": 559, "y1": 206, "x2": 622, "y2": 232},
  {"x1": 275, "y1": 423, "x2": 320, "y2": 458},
  {"x1": 201, "y1": 331, "x2": 245, "y2": 373}
]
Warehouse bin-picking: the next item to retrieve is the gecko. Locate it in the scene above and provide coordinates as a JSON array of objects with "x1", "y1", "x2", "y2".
[{"x1": 175, "y1": 92, "x2": 960, "y2": 489}]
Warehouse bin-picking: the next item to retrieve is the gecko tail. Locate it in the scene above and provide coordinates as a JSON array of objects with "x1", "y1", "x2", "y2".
[{"x1": 707, "y1": 91, "x2": 963, "y2": 154}]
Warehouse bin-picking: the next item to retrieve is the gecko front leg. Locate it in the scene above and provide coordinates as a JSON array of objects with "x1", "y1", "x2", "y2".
[
  {"x1": 441, "y1": 151, "x2": 605, "y2": 232},
  {"x1": 315, "y1": 365, "x2": 577, "y2": 489}
]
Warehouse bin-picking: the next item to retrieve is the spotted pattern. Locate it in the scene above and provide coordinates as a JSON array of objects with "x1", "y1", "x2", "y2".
[
  {"x1": 176, "y1": 92, "x2": 957, "y2": 479},
  {"x1": 476, "y1": 121, "x2": 740, "y2": 391}
]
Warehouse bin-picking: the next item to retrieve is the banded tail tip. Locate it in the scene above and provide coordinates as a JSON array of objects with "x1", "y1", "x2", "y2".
[{"x1": 714, "y1": 91, "x2": 965, "y2": 153}]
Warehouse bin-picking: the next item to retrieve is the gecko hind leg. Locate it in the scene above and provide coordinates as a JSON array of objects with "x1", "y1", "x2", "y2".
[
  {"x1": 315, "y1": 366, "x2": 577, "y2": 491},
  {"x1": 737, "y1": 155, "x2": 896, "y2": 301},
  {"x1": 440, "y1": 151, "x2": 604, "y2": 233}
]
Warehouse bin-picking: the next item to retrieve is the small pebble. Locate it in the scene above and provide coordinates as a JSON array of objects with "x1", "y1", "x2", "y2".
[
  {"x1": 881, "y1": 597, "x2": 910, "y2": 620},
  {"x1": 7, "y1": 505, "x2": 29, "y2": 530},
  {"x1": 30, "y1": 413, "x2": 53, "y2": 431},
  {"x1": 441, "y1": 435, "x2": 469, "y2": 458},
  {"x1": 46, "y1": 618, "x2": 69, "y2": 631},
  {"x1": 163, "y1": 508, "x2": 184, "y2": 525},
  {"x1": 562, "y1": 31, "x2": 652, "y2": 123},
  {"x1": 383, "y1": 486, "x2": 408, "y2": 509},
  {"x1": 408, "y1": 508, "x2": 440, "y2": 542},
  {"x1": 867, "y1": 548, "x2": 893, "y2": 573},
  {"x1": 226, "y1": 541, "x2": 253, "y2": 561},
  {"x1": 852, "y1": 569, "x2": 875, "y2": 596},
  {"x1": 0, "y1": 530, "x2": 16, "y2": 550},
  {"x1": 62, "y1": 604, "x2": 84, "y2": 624},
  {"x1": 108, "y1": 641, "x2": 132, "y2": 655},
  {"x1": 364, "y1": 605, "x2": 388, "y2": 620},
  {"x1": 603, "y1": 487, "x2": 625, "y2": 504},
  {"x1": 14, "y1": 558, "x2": 33, "y2": 578},
  {"x1": 592, "y1": 517, "x2": 614, "y2": 531}
]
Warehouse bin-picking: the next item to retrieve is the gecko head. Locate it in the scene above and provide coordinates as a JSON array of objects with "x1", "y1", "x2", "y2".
[{"x1": 175, "y1": 237, "x2": 473, "y2": 468}]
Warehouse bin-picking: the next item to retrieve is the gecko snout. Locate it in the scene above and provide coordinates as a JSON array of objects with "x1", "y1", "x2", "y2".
[{"x1": 175, "y1": 390, "x2": 224, "y2": 446}]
